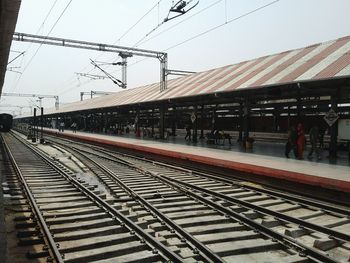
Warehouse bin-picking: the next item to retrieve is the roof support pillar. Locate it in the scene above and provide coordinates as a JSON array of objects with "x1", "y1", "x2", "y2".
[
  {"x1": 192, "y1": 105, "x2": 198, "y2": 143},
  {"x1": 243, "y1": 99, "x2": 250, "y2": 140},
  {"x1": 238, "y1": 102, "x2": 243, "y2": 142},
  {"x1": 171, "y1": 106, "x2": 177, "y2": 136},
  {"x1": 200, "y1": 105, "x2": 204, "y2": 139},
  {"x1": 273, "y1": 107, "x2": 281, "y2": 132},
  {"x1": 211, "y1": 108, "x2": 216, "y2": 130},
  {"x1": 329, "y1": 93, "x2": 338, "y2": 159},
  {"x1": 135, "y1": 109, "x2": 140, "y2": 137},
  {"x1": 151, "y1": 109, "x2": 155, "y2": 137},
  {"x1": 159, "y1": 104, "x2": 165, "y2": 139}
]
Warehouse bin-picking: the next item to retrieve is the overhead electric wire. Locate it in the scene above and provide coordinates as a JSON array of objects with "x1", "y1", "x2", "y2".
[
  {"x1": 13, "y1": 0, "x2": 73, "y2": 91},
  {"x1": 114, "y1": 0, "x2": 282, "y2": 76},
  {"x1": 117, "y1": 0, "x2": 164, "y2": 44},
  {"x1": 57, "y1": 0, "x2": 164, "y2": 95},
  {"x1": 11, "y1": 0, "x2": 60, "y2": 92},
  {"x1": 135, "y1": 0, "x2": 223, "y2": 47},
  {"x1": 59, "y1": 0, "x2": 281, "y2": 96},
  {"x1": 164, "y1": 0, "x2": 281, "y2": 51}
]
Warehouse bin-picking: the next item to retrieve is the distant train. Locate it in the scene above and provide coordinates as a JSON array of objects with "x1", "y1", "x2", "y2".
[{"x1": 0, "y1": 113, "x2": 13, "y2": 132}]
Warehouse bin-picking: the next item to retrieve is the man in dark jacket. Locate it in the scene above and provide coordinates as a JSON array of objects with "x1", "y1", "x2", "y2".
[
  {"x1": 285, "y1": 126, "x2": 297, "y2": 158},
  {"x1": 308, "y1": 125, "x2": 321, "y2": 160}
]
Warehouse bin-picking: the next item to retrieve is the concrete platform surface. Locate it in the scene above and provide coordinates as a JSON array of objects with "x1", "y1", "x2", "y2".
[{"x1": 42, "y1": 129, "x2": 350, "y2": 193}]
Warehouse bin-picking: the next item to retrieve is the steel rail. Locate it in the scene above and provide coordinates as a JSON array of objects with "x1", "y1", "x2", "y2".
[
  {"x1": 2, "y1": 134, "x2": 64, "y2": 263},
  {"x1": 75, "y1": 150, "x2": 224, "y2": 263},
  {"x1": 143, "y1": 170, "x2": 339, "y2": 263},
  {"x1": 153, "y1": 161, "x2": 350, "y2": 217},
  {"x1": 45, "y1": 135, "x2": 350, "y2": 217},
  {"x1": 11, "y1": 132, "x2": 183, "y2": 263},
  {"x1": 163, "y1": 174, "x2": 350, "y2": 242},
  {"x1": 41, "y1": 134, "x2": 348, "y2": 262}
]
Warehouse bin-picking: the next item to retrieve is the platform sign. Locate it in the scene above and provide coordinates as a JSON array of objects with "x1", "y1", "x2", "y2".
[
  {"x1": 324, "y1": 109, "x2": 339, "y2": 127},
  {"x1": 191, "y1": 112, "x2": 196, "y2": 123},
  {"x1": 338, "y1": 119, "x2": 350, "y2": 140}
]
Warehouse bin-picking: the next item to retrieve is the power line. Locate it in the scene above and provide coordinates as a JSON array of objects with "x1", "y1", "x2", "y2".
[
  {"x1": 133, "y1": 0, "x2": 200, "y2": 47},
  {"x1": 57, "y1": 1, "x2": 163, "y2": 95},
  {"x1": 38, "y1": 0, "x2": 60, "y2": 33},
  {"x1": 13, "y1": 0, "x2": 73, "y2": 91},
  {"x1": 117, "y1": 0, "x2": 163, "y2": 44},
  {"x1": 164, "y1": 0, "x2": 281, "y2": 52},
  {"x1": 11, "y1": 0, "x2": 60, "y2": 92},
  {"x1": 59, "y1": 0, "x2": 282, "y2": 95},
  {"x1": 135, "y1": 0, "x2": 223, "y2": 47}
]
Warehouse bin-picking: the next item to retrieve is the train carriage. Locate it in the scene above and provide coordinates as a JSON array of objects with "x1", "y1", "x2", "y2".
[{"x1": 0, "y1": 113, "x2": 13, "y2": 132}]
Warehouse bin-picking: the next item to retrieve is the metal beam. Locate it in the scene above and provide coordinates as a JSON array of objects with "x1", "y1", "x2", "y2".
[
  {"x1": 1, "y1": 92, "x2": 59, "y2": 110},
  {"x1": 13, "y1": 32, "x2": 168, "y2": 92}
]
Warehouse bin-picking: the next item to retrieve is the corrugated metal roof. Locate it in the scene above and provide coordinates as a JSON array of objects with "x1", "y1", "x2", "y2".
[{"x1": 46, "y1": 35, "x2": 350, "y2": 115}]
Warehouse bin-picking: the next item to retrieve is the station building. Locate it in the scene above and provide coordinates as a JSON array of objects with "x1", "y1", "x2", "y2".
[{"x1": 16, "y1": 35, "x2": 350, "y2": 158}]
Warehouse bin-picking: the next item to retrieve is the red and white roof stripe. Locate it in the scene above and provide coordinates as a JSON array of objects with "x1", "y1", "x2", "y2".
[{"x1": 46, "y1": 35, "x2": 350, "y2": 115}]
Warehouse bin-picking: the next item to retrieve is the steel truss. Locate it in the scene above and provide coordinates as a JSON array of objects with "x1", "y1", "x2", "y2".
[{"x1": 13, "y1": 32, "x2": 168, "y2": 92}]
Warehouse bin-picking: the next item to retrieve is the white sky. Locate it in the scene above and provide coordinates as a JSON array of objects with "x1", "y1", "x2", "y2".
[{"x1": 2, "y1": 0, "x2": 350, "y2": 115}]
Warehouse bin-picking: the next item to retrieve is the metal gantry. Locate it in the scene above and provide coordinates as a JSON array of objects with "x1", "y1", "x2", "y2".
[
  {"x1": 1, "y1": 92, "x2": 59, "y2": 110},
  {"x1": 13, "y1": 32, "x2": 169, "y2": 92}
]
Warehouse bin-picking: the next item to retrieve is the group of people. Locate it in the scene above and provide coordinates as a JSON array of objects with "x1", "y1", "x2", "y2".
[
  {"x1": 57, "y1": 121, "x2": 77, "y2": 133},
  {"x1": 285, "y1": 123, "x2": 324, "y2": 160},
  {"x1": 206, "y1": 129, "x2": 232, "y2": 145}
]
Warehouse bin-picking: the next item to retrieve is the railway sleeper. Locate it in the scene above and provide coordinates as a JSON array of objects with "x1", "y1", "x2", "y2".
[
  {"x1": 17, "y1": 229, "x2": 40, "y2": 238},
  {"x1": 26, "y1": 250, "x2": 50, "y2": 259},
  {"x1": 62, "y1": 242, "x2": 158, "y2": 263},
  {"x1": 18, "y1": 236, "x2": 44, "y2": 246}
]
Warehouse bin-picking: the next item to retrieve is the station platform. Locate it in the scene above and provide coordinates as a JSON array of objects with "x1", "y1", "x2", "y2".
[{"x1": 40, "y1": 128, "x2": 350, "y2": 194}]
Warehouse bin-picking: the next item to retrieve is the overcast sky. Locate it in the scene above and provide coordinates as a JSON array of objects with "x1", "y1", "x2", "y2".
[{"x1": 2, "y1": 0, "x2": 350, "y2": 115}]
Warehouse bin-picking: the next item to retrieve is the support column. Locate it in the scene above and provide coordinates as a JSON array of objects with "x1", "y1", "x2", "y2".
[
  {"x1": 211, "y1": 108, "x2": 216, "y2": 130},
  {"x1": 238, "y1": 102, "x2": 243, "y2": 142},
  {"x1": 171, "y1": 107, "x2": 177, "y2": 136},
  {"x1": 243, "y1": 99, "x2": 250, "y2": 140},
  {"x1": 32, "y1": 108, "x2": 37, "y2": 142},
  {"x1": 159, "y1": 104, "x2": 165, "y2": 139},
  {"x1": 192, "y1": 105, "x2": 198, "y2": 143},
  {"x1": 296, "y1": 91, "x2": 302, "y2": 121},
  {"x1": 329, "y1": 95, "x2": 338, "y2": 159},
  {"x1": 151, "y1": 109, "x2": 155, "y2": 137},
  {"x1": 273, "y1": 107, "x2": 280, "y2": 132},
  {"x1": 135, "y1": 109, "x2": 140, "y2": 137},
  {"x1": 287, "y1": 106, "x2": 291, "y2": 129},
  {"x1": 40, "y1": 107, "x2": 44, "y2": 143},
  {"x1": 200, "y1": 105, "x2": 204, "y2": 139}
]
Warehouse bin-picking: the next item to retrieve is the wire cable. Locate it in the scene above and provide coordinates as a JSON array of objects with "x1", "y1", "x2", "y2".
[
  {"x1": 164, "y1": 0, "x2": 281, "y2": 52},
  {"x1": 59, "y1": 0, "x2": 281, "y2": 95},
  {"x1": 10, "y1": 0, "x2": 60, "y2": 92},
  {"x1": 14, "y1": 0, "x2": 73, "y2": 92},
  {"x1": 117, "y1": 0, "x2": 163, "y2": 44},
  {"x1": 56, "y1": 0, "x2": 163, "y2": 95},
  {"x1": 135, "y1": 0, "x2": 223, "y2": 47}
]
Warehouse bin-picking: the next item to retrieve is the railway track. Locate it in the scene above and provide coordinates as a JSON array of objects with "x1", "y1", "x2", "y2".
[
  {"x1": 37, "y1": 133, "x2": 350, "y2": 262},
  {"x1": 1, "y1": 132, "x2": 189, "y2": 262}
]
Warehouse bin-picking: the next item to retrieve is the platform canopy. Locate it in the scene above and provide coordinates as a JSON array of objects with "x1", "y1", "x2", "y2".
[
  {"x1": 38, "y1": 35, "x2": 350, "y2": 116},
  {"x1": 0, "y1": 0, "x2": 21, "y2": 95}
]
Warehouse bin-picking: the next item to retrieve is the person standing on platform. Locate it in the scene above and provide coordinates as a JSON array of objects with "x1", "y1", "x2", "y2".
[
  {"x1": 185, "y1": 126, "x2": 191, "y2": 141},
  {"x1": 60, "y1": 121, "x2": 65, "y2": 132},
  {"x1": 308, "y1": 125, "x2": 321, "y2": 160},
  {"x1": 285, "y1": 126, "x2": 297, "y2": 158},
  {"x1": 71, "y1": 122, "x2": 77, "y2": 133},
  {"x1": 319, "y1": 126, "x2": 325, "y2": 149},
  {"x1": 296, "y1": 123, "x2": 306, "y2": 160}
]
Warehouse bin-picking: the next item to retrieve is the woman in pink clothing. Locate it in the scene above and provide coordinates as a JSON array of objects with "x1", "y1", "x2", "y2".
[{"x1": 296, "y1": 123, "x2": 306, "y2": 160}]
